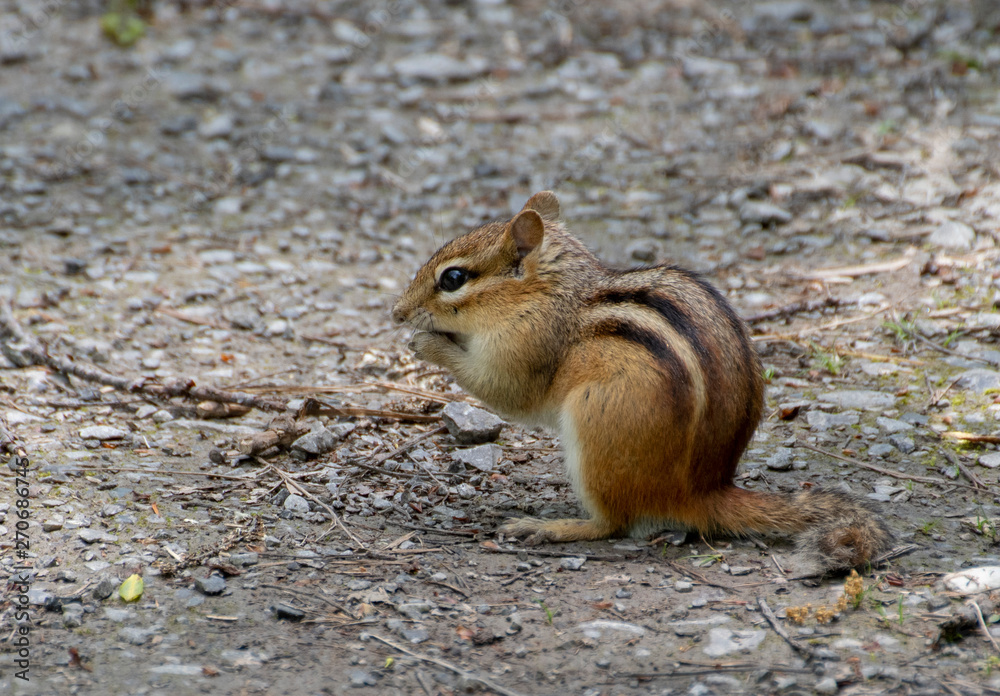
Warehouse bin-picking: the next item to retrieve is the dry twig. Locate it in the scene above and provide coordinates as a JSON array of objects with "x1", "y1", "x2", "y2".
[
  {"x1": 369, "y1": 634, "x2": 528, "y2": 696},
  {"x1": 941, "y1": 431, "x2": 1000, "y2": 445},
  {"x1": 794, "y1": 441, "x2": 983, "y2": 492},
  {"x1": 757, "y1": 597, "x2": 823, "y2": 660},
  {"x1": 745, "y1": 297, "x2": 848, "y2": 325},
  {"x1": 1, "y1": 301, "x2": 287, "y2": 412}
]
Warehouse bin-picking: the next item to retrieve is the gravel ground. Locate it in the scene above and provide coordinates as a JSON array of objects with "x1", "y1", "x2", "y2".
[{"x1": 2, "y1": 1, "x2": 1000, "y2": 694}]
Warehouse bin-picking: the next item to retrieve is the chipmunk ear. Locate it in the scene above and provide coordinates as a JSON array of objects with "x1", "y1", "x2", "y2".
[
  {"x1": 509, "y1": 209, "x2": 545, "y2": 260},
  {"x1": 521, "y1": 191, "x2": 560, "y2": 221}
]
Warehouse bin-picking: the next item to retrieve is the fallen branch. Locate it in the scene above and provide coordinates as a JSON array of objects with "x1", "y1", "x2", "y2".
[
  {"x1": 941, "y1": 431, "x2": 1000, "y2": 445},
  {"x1": 239, "y1": 382, "x2": 457, "y2": 404},
  {"x1": 1, "y1": 301, "x2": 287, "y2": 413},
  {"x1": 914, "y1": 331, "x2": 1000, "y2": 369},
  {"x1": 238, "y1": 415, "x2": 308, "y2": 456},
  {"x1": 942, "y1": 450, "x2": 987, "y2": 490},
  {"x1": 745, "y1": 297, "x2": 849, "y2": 325},
  {"x1": 971, "y1": 600, "x2": 1000, "y2": 655},
  {"x1": 369, "y1": 634, "x2": 528, "y2": 696},
  {"x1": 300, "y1": 398, "x2": 440, "y2": 423},
  {"x1": 481, "y1": 543, "x2": 626, "y2": 563},
  {"x1": 757, "y1": 597, "x2": 825, "y2": 661},
  {"x1": 664, "y1": 559, "x2": 736, "y2": 593},
  {"x1": 792, "y1": 254, "x2": 913, "y2": 281},
  {"x1": 263, "y1": 459, "x2": 366, "y2": 550},
  {"x1": 794, "y1": 441, "x2": 983, "y2": 492}
]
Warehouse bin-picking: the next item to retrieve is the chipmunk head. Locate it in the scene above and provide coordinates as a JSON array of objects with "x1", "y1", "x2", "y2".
[{"x1": 391, "y1": 191, "x2": 562, "y2": 342}]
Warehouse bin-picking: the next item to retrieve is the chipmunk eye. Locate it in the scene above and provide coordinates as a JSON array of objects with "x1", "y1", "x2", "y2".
[{"x1": 438, "y1": 267, "x2": 472, "y2": 292}]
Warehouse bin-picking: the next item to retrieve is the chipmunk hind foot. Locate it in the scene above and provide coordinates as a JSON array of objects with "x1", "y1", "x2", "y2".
[{"x1": 499, "y1": 516, "x2": 619, "y2": 545}]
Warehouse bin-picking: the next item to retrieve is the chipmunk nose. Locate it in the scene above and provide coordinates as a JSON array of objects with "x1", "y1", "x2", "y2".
[{"x1": 390, "y1": 304, "x2": 406, "y2": 325}]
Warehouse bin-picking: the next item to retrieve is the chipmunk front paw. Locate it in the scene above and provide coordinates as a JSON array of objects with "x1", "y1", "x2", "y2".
[{"x1": 408, "y1": 331, "x2": 457, "y2": 366}]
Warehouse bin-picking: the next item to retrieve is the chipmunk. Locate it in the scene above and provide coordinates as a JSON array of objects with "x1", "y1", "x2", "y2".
[{"x1": 391, "y1": 191, "x2": 893, "y2": 572}]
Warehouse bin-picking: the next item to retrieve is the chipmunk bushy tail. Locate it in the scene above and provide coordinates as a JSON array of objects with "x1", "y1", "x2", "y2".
[{"x1": 696, "y1": 487, "x2": 894, "y2": 572}]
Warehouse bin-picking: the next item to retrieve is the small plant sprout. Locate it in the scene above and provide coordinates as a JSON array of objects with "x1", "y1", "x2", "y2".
[
  {"x1": 534, "y1": 600, "x2": 555, "y2": 625},
  {"x1": 762, "y1": 366, "x2": 776, "y2": 383},
  {"x1": 809, "y1": 342, "x2": 843, "y2": 375},
  {"x1": 882, "y1": 317, "x2": 917, "y2": 349},
  {"x1": 942, "y1": 329, "x2": 964, "y2": 348},
  {"x1": 897, "y1": 594, "x2": 905, "y2": 626}
]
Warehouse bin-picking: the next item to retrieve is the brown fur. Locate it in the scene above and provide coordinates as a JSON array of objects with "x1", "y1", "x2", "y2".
[{"x1": 392, "y1": 191, "x2": 894, "y2": 573}]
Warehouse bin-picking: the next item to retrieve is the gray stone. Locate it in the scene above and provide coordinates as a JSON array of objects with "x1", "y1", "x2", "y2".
[
  {"x1": 765, "y1": 448, "x2": 794, "y2": 470},
  {"x1": 868, "y1": 444, "x2": 895, "y2": 459},
  {"x1": 682, "y1": 56, "x2": 739, "y2": 79},
  {"x1": 151, "y1": 409, "x2": 174, "y2": 423},
  {"x1": 164, "y1": 72, "x2": 229, "y2": 101},
  {"x1": 27, "y1": 588, "x2": 52, "y2": 605},
  {"x1": 804, "y1": 120, "x2": 838, "y2": 143},
  {"x1": 888, "y1": 434, "x2": 915, "y2": 454},
  {"x1": 814, "y1": 676, "x2": 839, "y2": 695},
  {"x1": 265, "y1": 319, "x2": 289, "y2": 337},
  {"x1": 292, "y1": 425, "x2": 351, "y2": 455},
  {"x1": 806, "y1": 410, "x2": 860, "y2": 431},
  {"x1": 560, "y1": 557, "x2": 587, "y2": 571},
  {"x1": 160, "y1": 115, "x2": 198, "y2": 135},
  {"x1": 980, "y1": 453, "x2": 1000, "y2": 469},
  {"x1": 928, "y1": 220, "x2": 976, "y2": 250},
  {"x1": 577, "y1": 620, "x2": 646, "y2": 637},
  {"x1": 956, "y1": 369, "x2": 1000, "y2": 393},
  {"x1": 148, "y1": 664, "x2": 204, "y2": 676},
  {"x1": 104, "y1": 608, "x2": 134, "y2": 623},
  {"x1": 43, "y1": 516, "x2": 64, "y2": 532},
  {"x1": 79, "y1": 528, "x2": 113, "y2": 544},
  {"x1": 101, "y1": 503, "x2": 125, "y2": 517},
  {"x1": 442, "y1": 402, "x2": 505, "y2": 444},
  {"x1": 198, "y1": 114, "x2": 235, "y2": 140},
  {"x1": 273, "y1": 603, "x2": 306, "y2": 621},
  {"x1": 79, "y1": 426, "x2": 127, "y2": 440},
  {"x1": 452, "y1": 444, "x2": 502, "y2": 472},
  {"x1": 752, "y1": 1, "x2": 813, "y2": 22},
  {"x1": 739, "y1": 201, "x2": 792, "y2": 225},
  {"x1": 393, "y1": 53, "x2": 489, "y2": 82},
  {"x1": 92, "y1": 578, "x2": 115, "y2": 600},
  {"x1": 230, "y1": 552, "x2": 259, "y2": 566},
  {"x1": 401, "y1": 627, "x2": 430, "y2": 644},
  {"x1": 283, "y1": 494, "x2": 310, "y2": 513},
  {"x1": 626, "y1": 239, "x2": 660, "y2": 263},
  {"x1": 675, "y1": 581, "x2": 694, "y2": 592},
  {"x1": 349, "y1": 669, "x2": 377, "y2": 687},
  {"x1": 195, "y1": 574, "x2": 227, "y2": 596},
  {"x1": 876, "y1": 416, "x2": 914, "y2": 434},
  {"x1": 703, "y1": 628, "x2": 766, "y2": 657},
  {"x1": 819, "y1": 390, "x2": 896, "y2": 410},
  {"x1": 119, "y1": 626, "x2": 157, "y2": 645}
]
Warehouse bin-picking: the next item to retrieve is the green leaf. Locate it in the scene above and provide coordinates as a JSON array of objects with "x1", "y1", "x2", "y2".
[
  {"x1": 100, "y1": 12, "x2": 146, "y2": 47},
  {"x1": 119, "y1": 574, "x2": 145, "y2": 602}
]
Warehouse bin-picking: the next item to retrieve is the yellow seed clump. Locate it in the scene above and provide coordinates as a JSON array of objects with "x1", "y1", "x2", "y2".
[
  {"x1": 814, "y1": 606, "x2": 836, "y2": 623},
  {"x1": 786, "y1": 606, "x2": 810, "y2": 625},
  {"x1": 844, "y1": 569, "x2": 864, "y2": 603}
]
